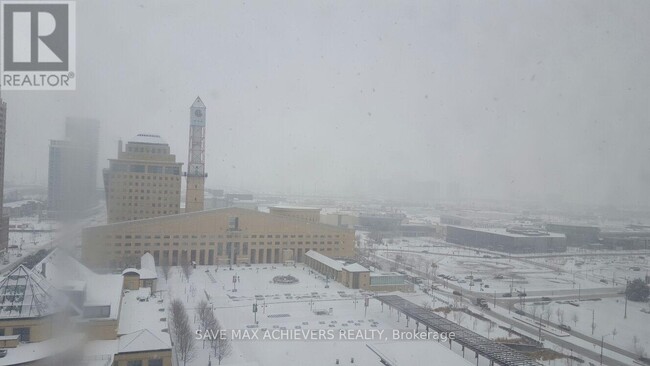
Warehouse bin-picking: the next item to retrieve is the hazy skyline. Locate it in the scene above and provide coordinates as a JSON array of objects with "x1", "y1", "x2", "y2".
[{"x1": 3, "y1": 0, "x2": 650, "y2": 206}]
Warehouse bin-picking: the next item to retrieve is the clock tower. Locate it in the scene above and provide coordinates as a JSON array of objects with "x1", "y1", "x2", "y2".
[{"x1": 185, "y1": 96, "x2": 207, "y2": 212}]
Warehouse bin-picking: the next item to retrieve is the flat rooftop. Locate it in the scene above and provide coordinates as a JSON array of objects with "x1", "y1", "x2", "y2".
[{"x1": 449, "y1": 226, "x2": 565, "y2": 239}]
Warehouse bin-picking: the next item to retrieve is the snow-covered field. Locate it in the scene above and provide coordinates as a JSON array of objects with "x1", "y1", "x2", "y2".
[
  {"x1": 368, "y1": 236, "x2": 647, "y2": 294},
  {"x1": 517, "y1": 298, "x2": 650, "y2": 357},
  {"x1": 160, "y1": 263, "x2": 547, "y2": 366}
]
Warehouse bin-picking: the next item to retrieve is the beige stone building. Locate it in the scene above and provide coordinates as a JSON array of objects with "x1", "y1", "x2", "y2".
[
  {"x1": 103, "y1": 134, "x2": 183, "y2": 223},
  {"x1": 82, "y1": 207, "x2": 355, "y2": 269},
  {"x1": 303, "y1": 250, "x2": 413, "y2": 292}
]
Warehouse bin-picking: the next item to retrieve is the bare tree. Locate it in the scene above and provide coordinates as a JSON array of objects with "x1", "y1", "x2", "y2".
[
  {"x1": 454, "y1": 311, "x2": 466, "y2": 326},
  {"x1": 170, "y1": 299, "x2": 196, "y2": 366},
  {"x1": 161, "y1": 260, "x2": 170, "y2": 281},
  {"x1": 210, "y1": 317, "x2": 232, "y2": 365},
  {"x1": 556, "y1": 308, "x2": 565, "y2": 325},
  {"x1": 591, "y1": 319, "x2": 597, "y2": 335},
  {"x1": 196, "y1": 299, "x2": 212, "y2": 331},
  {"x1": 180, "y1": 255, "x2": 192, "y2": 281},
  {"x1": 543, "y1": 306, "x2": 552, "y2": 324},
  {"x1": 486, "y1": 321, "x2": 496, "y2": 338},
  {"x1": 633, "y1": 335, "x2": 641, "y2": 356},
  {"x1": 571, "y1": 312, "x2": 579, "y2": 327}
]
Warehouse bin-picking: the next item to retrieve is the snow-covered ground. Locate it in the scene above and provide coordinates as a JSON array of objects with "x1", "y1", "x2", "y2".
[
  {"x1": 160, "y1": 264, "x2": 550, "y2": 366},
  {"x1": 516, "y1": 297, "x2": 650, "y2": 358},
  {"x1": 367, "y1": 236, "x2": 647, "y2": 294}
]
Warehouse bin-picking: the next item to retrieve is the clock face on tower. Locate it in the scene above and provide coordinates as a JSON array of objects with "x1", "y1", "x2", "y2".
[{"x1": 190, "y1": 108, "x2": 205, "y2": 126}]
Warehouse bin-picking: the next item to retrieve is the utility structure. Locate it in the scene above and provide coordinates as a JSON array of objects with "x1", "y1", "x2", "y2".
[{"x1": 185, "y1": 96, "x2": 207, "y2": 212}]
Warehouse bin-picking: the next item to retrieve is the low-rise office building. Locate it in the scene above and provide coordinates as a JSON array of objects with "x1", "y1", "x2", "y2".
[
  {"x1": 546, "y1": 223, "x2": 600, "y2": 246},
  {"x1": 446, "y1": 226, "x2": 567, "y2": 253},
  {"x1": 303, "y1": 250, "x2": 412, "y2": 292}
]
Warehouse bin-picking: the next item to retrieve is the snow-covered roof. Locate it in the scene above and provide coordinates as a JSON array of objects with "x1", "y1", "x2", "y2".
[
  {"x1": 83, "y1": 340, "x2": 118, "y2": 366},
  {"x1": 34, "y1": 248, "x2": 94, "y2": 287},
  {"x1": 3, "y1": 199, "x2": 39, "y2": 208},
  {"x1": 305, "y1": 250, "x2": 343, "y2": 271},
  {"x1": 343, "y1": 263, "x2": 369, "y2": 273},
  {"x1": 140, "y1": 252, "x2": 157, "y2": 280},
  {"x1": 448, "y1": 226, "x2": 565, "y2": 238},
  {"x1": 129, "y1": 133, "x2": 167, "y2": 145},
  {"x1": 118, "y1": 329, "x2": 171, "y2": 353},
  {"x1": 83, "y1": 274, "x2": 123, "y2": 320},
  {"x1": 0, "y1": 333, "x2": 85, "y2": 365},
  {"x1": 0, "y1": 265, "x2": 59, "y2": 319},
  {"x1": 270, "y1": 206, "x2": 321, "y2": 211},
  {"x1": 35, "y1": 249, "x2": 123, "y2": 320},
  {"x1": 118, "y1": 288, "x2": 171, "y2": 350},
  {"x1": 121, "y1": 253, "x2": 157, "y2": 281}
]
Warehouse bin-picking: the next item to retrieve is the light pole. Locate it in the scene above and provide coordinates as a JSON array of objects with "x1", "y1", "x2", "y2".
[
  {"x1": 623, "y1": 278, "x2": 630, "y2": 319},
  {"x1": 600, "y1": 332, "x2": 613, "y2": 365}
]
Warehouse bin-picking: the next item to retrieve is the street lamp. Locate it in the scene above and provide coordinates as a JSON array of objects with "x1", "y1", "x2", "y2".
[
  {"x1": 623, "y1": 277, "x2": 630, "y2": 319},
  {"x1": 600, "y1": 332, "x2": 613, "y2": 365}
]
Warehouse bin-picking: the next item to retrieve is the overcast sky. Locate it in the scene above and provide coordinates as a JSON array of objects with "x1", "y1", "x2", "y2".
[{"x1": 3, "y1": 0, "x2": 650, "y2": 206}]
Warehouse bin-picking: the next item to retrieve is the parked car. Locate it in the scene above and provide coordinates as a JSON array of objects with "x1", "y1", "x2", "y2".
[
  {"x1": 541, "y1": 296, "x2": 552, "y2": 302},
  {"x1": 502, "y1": 292, "x2": 513, "y2": 297},
  {"x1": 515, "y1": 309, "x2": 525, "y2": 316},
  {"x1": 558, "y1": 324, "x2": 572, "y2": 332},
  {"x1": 452, "y1": 290, "x2": 463, "y2": 296}
]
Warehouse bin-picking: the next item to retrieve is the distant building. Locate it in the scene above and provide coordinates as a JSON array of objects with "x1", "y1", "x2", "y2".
[
  {"x1": 0, "y1": 97, "x2": 8, "y2": 254},
  {"x1": 546, "y1": 223, "x2": 600, "y2": 246},
  {"x1": 440, "y1": 214, "x2": 475, "y2": 227},
  {"x1": 205, "y1": 192, "x2": 258, "y2": 210},
  {"x1": 225, "y1": 193, "x2": 253, "y2": 201},
  {"x1": 599, "y1": 229, "x2": 650, "y2": 250},
  {"x1": 446, "y1": 226, "x2": 567, "y2": 253},
  {"x1": 358, "y1": 212, "x2": 406, "y2": 231},
  {"x1": 82, "y1": 207, "x2": 355, "y2": 269},
  {"x1": 269, "y1": 206, "x2": 321, "y2": 223},
  {"x1": 48, "y1": 118, "x2": 100, "y2": 219},
  {"x1": 320, "y1": 212, "x2": 359, "y2": 229},
  {"x1": 3, "y1": 199, "x2": 45, "y2": 217},
  {"x1": 103, "y1": 134, "x2": 183, "y2": 223},
  {"x1": 398, "y1": 224, "x2": 440, "y2": 237}
]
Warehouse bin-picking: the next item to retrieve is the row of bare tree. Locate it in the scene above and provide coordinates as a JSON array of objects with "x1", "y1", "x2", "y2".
[
  {"x1": 160, "y1": 257, "x2": 193, "y2": 282},
  {"x1": 170, "y1": 298, "x2": 232, "y2": 365}
]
